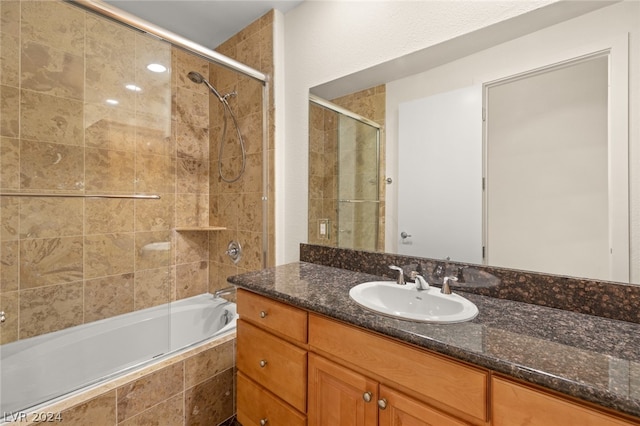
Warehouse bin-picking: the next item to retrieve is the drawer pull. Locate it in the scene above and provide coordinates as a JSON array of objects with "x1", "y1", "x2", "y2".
[
  {"x1": 260, "y1": 310, "x2": 268, "y2": 318},
  {"x1": 259, "y1": 359, "x2": 268, "y2": 368},
  {"x1": 260, "y1": 418, "x2": 268, "y2": 426},
  {"x1": 362, "y1": 391, "x2": 372, "y2": 402},
  {"x1": 377, "y1": 398, "x2": 388, "y2": 410}
]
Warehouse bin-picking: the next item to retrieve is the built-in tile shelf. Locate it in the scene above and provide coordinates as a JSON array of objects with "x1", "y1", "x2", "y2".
[{"x1": 174, "y1": 226, "x2": 227, "y2": 232}]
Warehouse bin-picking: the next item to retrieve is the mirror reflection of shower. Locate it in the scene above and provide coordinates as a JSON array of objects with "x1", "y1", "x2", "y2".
[{"x1": 187, "y1": 71, "x2": 246, "y2": 183}]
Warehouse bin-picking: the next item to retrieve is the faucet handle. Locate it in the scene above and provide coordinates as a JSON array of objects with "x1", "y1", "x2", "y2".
[{"x1": 388, "y1": 265, "x2": 405, "y2": 285}]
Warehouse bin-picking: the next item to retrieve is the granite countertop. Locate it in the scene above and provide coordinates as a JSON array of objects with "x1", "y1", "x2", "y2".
[{"x1": 228, "y1": 261, "x2": 640, "y2": 419}]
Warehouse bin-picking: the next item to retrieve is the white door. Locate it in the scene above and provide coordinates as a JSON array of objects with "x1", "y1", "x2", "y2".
[{"x1": 397, "y1": 85, "x2": 483, "y2": 263}]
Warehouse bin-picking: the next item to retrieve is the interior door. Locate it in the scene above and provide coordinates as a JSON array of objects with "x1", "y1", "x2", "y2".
[
  {"x1": 485, "y1": 55, "x2": 613, "y2": 280},
  {"x1": 397, "y1": 85, "x2": 483, "y2": 263}
]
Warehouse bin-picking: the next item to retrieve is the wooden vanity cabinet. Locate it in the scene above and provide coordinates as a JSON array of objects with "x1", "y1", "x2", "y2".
[
  {"x1": 492, "y1": 376, "x2": 640, "y2": 426},
  {"x1": 309, "y1": 353, "x2": 470, "y2": 426},
  {"x1": 236, "y1": 290, "x2": 309, "y2": 426},
  {"x1": 308, "y1": 314, "x2": 488, "y2": 426}
]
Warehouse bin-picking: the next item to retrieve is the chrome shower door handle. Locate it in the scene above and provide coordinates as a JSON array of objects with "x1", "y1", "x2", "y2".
[{"x1": 400, "y1": 231, "x2": 411, "y2": 239}]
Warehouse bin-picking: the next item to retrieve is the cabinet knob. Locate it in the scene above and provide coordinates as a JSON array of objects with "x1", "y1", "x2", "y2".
[
  {"x1": 260, "y1": 419, "x2": 268, "y2": 426},
  {"x1": 377, "y1": 398, "x2": 388, "y2": 410},
  {"x1": 362, "y1": 391, "x2": 372, "y2": 402},
  {"x1": 259, "y1": 359, "x2": 268, "y2": 368},
  {"x1": 260, "y1": 310, "x2": 267, "y2": 318}
]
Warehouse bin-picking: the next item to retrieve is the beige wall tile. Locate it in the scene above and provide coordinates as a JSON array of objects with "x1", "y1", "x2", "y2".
[
  {"x1": 238, "y1": 193, "x2": 262, "y2": 233},
  {"x1": 21, "y1": 1, "x2": 84, "y2": 55},
  {"x1": 85, "y1": 103, "x2": 137, "y2": 152},
  {"x1": 174, "y1": 47, "x2": 210, "y2": 92},
  {"x1": 85, "y1": 14, "x2": 136, "y2": 58},
  {"x1": 135, "y1": 154, "x2": 176, "y2": 194},
  {"x1": 19, "y1": 198, "x2": 83, "y2": 239},
  {"x1": 20, "y1": 90, "x2": 84, "y2": 145},
  {"x1": 237, "y1": 231, "x2": 262, "y2": 271},
  {"x1": 21, "y1": 41, "x2": 84, "y2": 100},
  {"x1": 0, "y1": 290, "x2": 19, "y2": 343},
  {"x1": 1, "y1": 31, "x2": 19, "y2": 87},
  {"x1": 85, "y1": 147, "x2": 136, "y2": 193},
  {"x1": 85, "y1": 198, "x2": 135, "y2": 234},
  {"x1": 1, "y1": 197, "x2": 18, "y2": 241},
  {"x1": 185, "y1": 340, "x2": 234, "y2": 389},
  {"x1": 1, "y1": 137, "x2": 19, "y2": 189},
  {"x1": 59, "y1": 391, "x2": 117, "y2": 426},
  {"x1": 176, "y1": 261, "x2": 208, "y2": 300},
  {"x1": 135, "y1": 194, "x2": 175, "y2": 232},
  {"x1": 134, "y1": 266, "x2": 174, "y2": 309},
  {"x1": 1, "y1": 85, "x2": 19, "y2": 137},
  {"x1": 175, "y1": 231, "x2": 209, "y2": 264},
  {"x1": 177, "y1": 156, "x2": 209, "y2": 194},
  {"x1": 176, "y1": 87, "x2": 208, "y2": 129},
  {"x1": 175, "y1": 193, "x2": 209, "y2": 228},
  {"x1": 19, "y1": 281, "x2": 83, "y2": 338},
  {"x1": 20, "y1": 236, "x2": 83, "y2": 289},
  {"x1": 84, "y1": 233, "x2": 135, "y2": 279},
  {"x1": 136, "y1": 112, "x2": 173, "y2": 157},
  {"x1": 184, "y1": 368, "x2": 234, "y2": 426},
  {"x1": 1, "y1": 240, "x2": 19, "y2": 293},
  {"x1": 84, "y1": 273, "x2": 134, "y2": 322},
  {"x1": 135, "y1": 231, "x2": 172, "y2": 271},
  {"x1": 116, "y1": 362, "x2": 183, "y2": 423},
  {"x1": 19, "y1": 139, "x2": 84, "y2": 190},
  {"x1": 0, "y1": 1, "x2": 20, "y2": 37},
  {"x1": 119, "y1": 393, "x2": 184, "y2": 426}
]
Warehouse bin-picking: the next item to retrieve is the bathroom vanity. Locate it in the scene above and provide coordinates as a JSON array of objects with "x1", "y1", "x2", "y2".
[{"x1": 231, "y1": 262, "x2": 640, "y2": 426}]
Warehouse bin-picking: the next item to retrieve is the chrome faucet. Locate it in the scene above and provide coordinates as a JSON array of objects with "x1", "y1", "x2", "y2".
[
  {"x1": 410, "y1": 271, "x2": 429, "y2": 291},
  {"x1": 441, "y1": 276, "x2": 457, "y2": 295},
  {"x1": 214, "y1": 286, "x2": 236, "y2": 298},
  {"x1": 388, "y1": 265, "x2": 405, "y2": 285}
]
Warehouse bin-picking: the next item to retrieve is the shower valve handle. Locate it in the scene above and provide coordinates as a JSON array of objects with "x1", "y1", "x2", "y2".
[{"x1": 0, "y1": 311, "x2": 5, "y2": 323}]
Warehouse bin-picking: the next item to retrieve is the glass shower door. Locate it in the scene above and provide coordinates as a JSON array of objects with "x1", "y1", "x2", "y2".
[{"x1": 337, "y1": 115, "x2": 380, "y2": 251}]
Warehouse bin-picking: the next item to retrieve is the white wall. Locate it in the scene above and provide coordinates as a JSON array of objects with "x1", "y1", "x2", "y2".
[
  {"x1": 280, "y1": 0, "x2": 561, "y2": 264},
  {"x1": 385, "y1": 1, "x2": 639, "y2": 281}
]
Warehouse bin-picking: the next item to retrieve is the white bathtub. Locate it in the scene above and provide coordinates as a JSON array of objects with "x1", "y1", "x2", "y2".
[{"x1": 0, "y1": 293, "x2": 237, "y2": 415}]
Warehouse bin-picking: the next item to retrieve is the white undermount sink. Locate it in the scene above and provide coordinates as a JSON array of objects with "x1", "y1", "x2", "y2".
[{"x1": 349, "y1": 281, "x2": 479, "y2": 324}]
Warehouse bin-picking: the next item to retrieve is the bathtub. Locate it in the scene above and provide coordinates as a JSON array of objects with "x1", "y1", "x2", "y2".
[{"x1": 0, "y1": 293, "x2": 237, "y2": 416}]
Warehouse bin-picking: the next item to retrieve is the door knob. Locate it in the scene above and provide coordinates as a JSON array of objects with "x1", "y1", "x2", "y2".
[
  {"x1": 377, "y1": 398, "x2": 388, "y2": 410},
  {"x1": 362, "y1": 391, "x2": 372, "y2": 402},
  {"x1": 259, "y1": 359, "x2": 267, "y2": 368},
  {"x1": 400, "y1": 231, "x2": 411, "y2": 239}
]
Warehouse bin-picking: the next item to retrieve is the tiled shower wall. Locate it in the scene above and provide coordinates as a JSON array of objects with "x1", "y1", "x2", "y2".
[
  {"x1": 208, "y1": 11, "x2": 276, "y2": 290},
  {"x1": 0, "y1": 0, "x2": 269, "y2": 344}
]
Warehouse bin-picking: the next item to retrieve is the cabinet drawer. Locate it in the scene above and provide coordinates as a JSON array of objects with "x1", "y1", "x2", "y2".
[
  {"x1": 237, "y1": 319, "x2": 308, "y2": 412},
  {"x1": 309, "y1": 314, "x2": 488, "y2": 422},
  {"x1": 379, "y1": 385, "x2": 471, "y2": 426},
  {"x1": 237, "y1": 372, "x2": 306, "y2": 426},
  {"x1": 492, "y1": 376, "x2": 640, "y2": 426},
  {"x1": 237, "y1": 289, "x2": 308, "y2": 343}
]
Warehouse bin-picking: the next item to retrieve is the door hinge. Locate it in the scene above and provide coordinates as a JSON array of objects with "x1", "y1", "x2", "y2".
[
  {"x1": 482, "y1": 108, "x2": 486, "y2": 122},
  {"x1": 482, "y1": 177, "x2": 485, "y2": 190},
  {"x1": 482, "y1": 246, "x2": 486, "y2": 259}
]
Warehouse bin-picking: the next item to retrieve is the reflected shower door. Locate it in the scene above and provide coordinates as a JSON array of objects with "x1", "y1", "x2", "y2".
[{"x1": 337, "y1": 115, "x2": 380, "y2": 251}]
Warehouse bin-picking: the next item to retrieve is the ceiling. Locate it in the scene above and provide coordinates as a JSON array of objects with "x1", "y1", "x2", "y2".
[{"x1": 103, "y1": 0, "x2": 304, "y2": 48}]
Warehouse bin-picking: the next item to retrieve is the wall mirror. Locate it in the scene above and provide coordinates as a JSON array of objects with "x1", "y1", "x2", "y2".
[{"x1": 307, "y1": 1, "x2": 639, "y2": 284}]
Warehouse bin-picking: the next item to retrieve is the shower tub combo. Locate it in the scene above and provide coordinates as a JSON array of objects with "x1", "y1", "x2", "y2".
[{"x1": 0, "y1": 293, "x2": 237, "y2": 423}]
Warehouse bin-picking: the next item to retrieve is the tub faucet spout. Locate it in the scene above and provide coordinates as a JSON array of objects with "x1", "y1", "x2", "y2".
[{"x1": 214, "y1": 286, "x2": 236, "y2": 298}]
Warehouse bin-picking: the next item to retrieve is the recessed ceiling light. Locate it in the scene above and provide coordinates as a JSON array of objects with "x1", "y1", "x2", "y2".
[
  {"x1": 146, "y1": 63, "x2": 167, "y2": 73},
  {"x1": 125, "y1": 84, "x2": 142, "y2": 92},
  {"x1": 106, "y1": 99, "x2": 119, "y2": 105}
]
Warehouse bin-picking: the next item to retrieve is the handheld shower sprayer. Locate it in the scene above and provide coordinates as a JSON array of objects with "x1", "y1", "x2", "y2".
[
  {"x1": 186, "y1": 71, "x2": 246, "y2": 183},
  {"x1": 187, "y1": 71, "x2": 225, "y2": 103}
]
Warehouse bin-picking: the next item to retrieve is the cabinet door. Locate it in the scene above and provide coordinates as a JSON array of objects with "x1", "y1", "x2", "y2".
[
  {"x1": 308, "y1": 353, "x2": 378, "y2": 426},
  {"x1": 492, "y1": 377, "x2": 639, "y2": 426},
  {"x1": 378, "y1": 385, "x2": 470, "y2": 426}
]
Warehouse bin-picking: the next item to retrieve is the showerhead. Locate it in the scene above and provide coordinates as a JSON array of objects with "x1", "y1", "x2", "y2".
[
  {"x1": 187, "y1": 71, "x2": 205, "y2": 85},
  {"x1": 186, "y1": 71, "x2": 223, "y2": 102}
]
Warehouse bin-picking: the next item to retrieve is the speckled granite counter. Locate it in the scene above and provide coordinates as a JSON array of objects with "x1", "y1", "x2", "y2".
[{"x1": 228, "y1": 261, "x2": 640, "y2": 419}]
